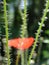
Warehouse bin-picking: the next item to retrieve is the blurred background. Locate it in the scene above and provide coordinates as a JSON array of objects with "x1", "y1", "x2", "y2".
[{"x1": 0, "y1": 0, "x2": 49, "y2": 65}]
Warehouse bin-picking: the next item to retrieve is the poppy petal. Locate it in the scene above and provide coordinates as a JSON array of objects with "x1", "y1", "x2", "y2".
[
  {"x1": 21, "y1": 37, "x2": 34, "y2": 50},
  {"x1": 8, "y1": 38, "x2": 20, "y2": 48},
  {"x1": 8, "y1": 37, "x2": 34, "y2": 50}
]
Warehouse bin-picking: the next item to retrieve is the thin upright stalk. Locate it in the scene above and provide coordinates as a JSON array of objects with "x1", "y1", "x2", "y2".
[
  {"x1": 3, "y1": 0, "x2": 10, "y2": 65},
  {"x1": 24, "y1": 50, "x2": 28, "y2": 65},
  {"x1": 16, "y1": 50, "x2": 20, "y2": 65},
  {"x1": 21, "y1": 50, "x2": 24, "y2": 65},
  {"x1": 27, "y1": 0, "x2": 49, "y2": 65},
  {"x1": 20, "y1": 0, "x2": 27, "y2": 65}
]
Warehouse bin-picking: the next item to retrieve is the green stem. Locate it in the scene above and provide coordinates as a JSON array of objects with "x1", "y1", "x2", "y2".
[
  {"x1": 24, "y1": 50, "x2": 28, "y2": 65},
  {"x1": 20, "y1": 0, "x2": 27, "y2": 38},
  {"x1": 16, "y1": 50, "x2": 20, "y2": 65},
  {"x1": 3, "y1": 0, "x2": 10, "y2": 65},
  {"x1": 21, "y1": 50, "x2": 24, "y2": 65},
  {"x1": 20, "y1": 0, "x2": 27, "y2": 65},
  {"x1": 27, "y1": 0, "x2": 49, "y2": 65}
]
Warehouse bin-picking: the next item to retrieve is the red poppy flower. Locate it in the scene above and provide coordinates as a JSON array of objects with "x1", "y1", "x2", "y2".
[{"x1": 8, "y1": 37, "x2": 34, "y2": 50}]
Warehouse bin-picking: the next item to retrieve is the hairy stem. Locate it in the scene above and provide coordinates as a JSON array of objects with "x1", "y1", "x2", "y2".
[
  {"x1": 27, "y1": 0, "x2": 49, "y2": 65},
  {"x1": 20, "y1": 0, "x2": 27, "y2": 65},
  {"x1": 3, "y1": 0, "x2": 10, "y2": 65}
]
